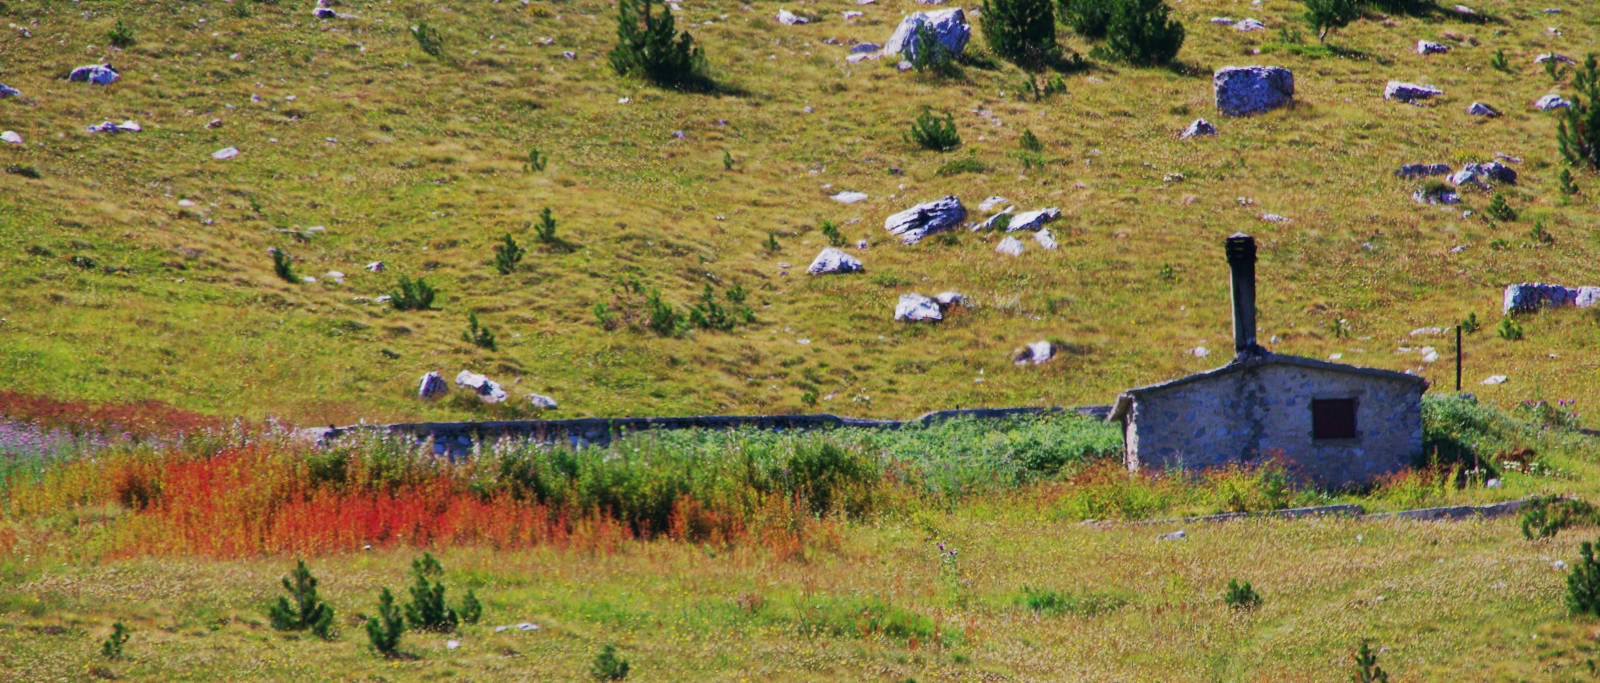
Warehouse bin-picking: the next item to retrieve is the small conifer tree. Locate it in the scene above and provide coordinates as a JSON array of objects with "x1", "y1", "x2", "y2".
[{"x1": 268, "y1": 559, "x2": 336, "y2": 640}]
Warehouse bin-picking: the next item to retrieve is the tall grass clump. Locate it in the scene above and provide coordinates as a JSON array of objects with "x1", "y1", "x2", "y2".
[{"x1": 610, "y1": 0, "x2": 710, "y2": 90}]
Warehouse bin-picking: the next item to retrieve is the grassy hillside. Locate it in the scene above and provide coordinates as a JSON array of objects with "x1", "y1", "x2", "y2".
[{"x1": 1, "y1": 0, "x2": 1597, "y2": 424}]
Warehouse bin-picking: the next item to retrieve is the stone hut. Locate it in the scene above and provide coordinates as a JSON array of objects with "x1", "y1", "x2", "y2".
[{"x1": 1109, "y1": 234, "x2": 1427, "y2": 489}]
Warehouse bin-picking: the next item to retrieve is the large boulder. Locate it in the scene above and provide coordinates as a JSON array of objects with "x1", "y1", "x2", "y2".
[
  {"x1": 807, "y1": 247, "x2": 864, "y2": 275},
  {"x1": 1006, "y1": 207, "x2": 1060, "y2": 232},
  {"x1": 418, "y1": 372, "x2": 449, "y2": 400},
  {"x1": 455, "y1": 370, "x2": 509, "y2": 403},
  {"x1": 1213, "y1": 66, "x2": 1294, "y2": 117},
  {"x1": 894, "y1": 293, "x2": 942, "y2": 322},
  {"x1": 884, "y1": 195, "x2": 967, "y2": 244},
  {"x1": 882, "y1": 8, "x2": 970, "y2": 61},
  {"x1": 1503, "y1": 283, "x2": 1578, "y2": 314},
  {"x1": 1384, "y1": 81, "x2": 1443, "y2": 103},
  {"x1": 68, "y1": 63, "x2": 119, "y2": 85}
]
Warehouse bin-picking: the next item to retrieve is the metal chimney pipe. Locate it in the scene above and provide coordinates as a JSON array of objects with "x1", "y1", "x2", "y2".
[{"x1": 1224, "y1": 233, "x2": 1260, "y2": 357}]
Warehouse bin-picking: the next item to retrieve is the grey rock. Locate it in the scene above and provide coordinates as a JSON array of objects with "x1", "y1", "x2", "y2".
[
  {"x1": 995, "y1": 236, "x2": 1025, "y2": 256},
  {"x1": 1466, "y1": 101, "x2": 1500, "y2": 117},
  {"x1": 883, "y1": 195, "x2": 966, "y2": 244},
  {"x1": 0, "y1": 131, "x2": 20, "y2": 145},
  {"x1": 1261, "y1": 213, "x2": 1289, "y2": 223},
  {"x1": 212, "y1": 146, "x2": 240, "y2": 160},
  {"x1": 807, "y1": 247, "x2": 864, "y2": 275},
  {"x1": 1209, "y1": 16, "x2": 1236, "y2": 25},
  {"x1": 1006, "y1": 207, "x2": 1059, "y2": 232},
  {"x1": 1013, "y1": 340, "x2": 1054, "y2": 365},
  {"x1": 1035, "y1": 227, "x2": 1058, "y2": 250},
  {"x1": 1412, "y1": 188, "x2": 1460, "y2": 205},
  {"x1": 455, "y1": 370, "x2": 509, "y2": 403},
  {"x1": 526, "y1": 393, "x2": 558, "y2": 409},
  {"x1": 68, "y1": 63, "x2": 119, "y2": 85},
  {"x1": 1450, "y1": 161, "x2": 1516, "y2": 188},
  {"x1": 1535, "y1": 52, "x2": 1576, "y2": 65},
  {"x1": 934, "y1": 291, "x2": 964, "y2": 310},
  {"x1": 1481, "y1": 375, "x2": 1507, "y2": 385},
  {"x1": 418, "y1": 371, "x2": 449, "y2": 400},
  {"x1": 1157, "y1": 530, "x2": 1187, "y2": 541},
  {"x1": 312, "y1": 7, "x2": 337, "y2": 18},
  {"x1": 0, "y1": 83, "x2": 20, "y2": 98},
  {"x1": 1234, "y1": 18, "x2": 1264, "y2": 31},
  {"x1": 1578, "y1": 287, "x2": 1600, "y2": 309},
  {"x1": 894, "y1": 293, "x2": 942, "y2": 322},
  {"x1": 776, "y1": 9, "x2": 810, "y2": 25},
  {"x1": 851, "y1": 42, "x2": 883, "y2": 53},
  {"x1": 365, "y1": 261, "x2": 385, "y2": 272},
  {"x1": 1181, "y1": 118, "x2": 1217, "y2": 138},
  {"x1": 1395, "y1": 163, "x2": 1451, "y2": 178},
  {"x1": 86, "y1": 120, "x2": 141, "y2": 134},
  {"x1": 1503, "y1": 282, "x2": 1577, "y2": 314},
  {"x1": 1213, "y1": 66, "x2": 1294, "y2": 117},
  {"x1": 977, "y1": 195, "x2": 1009, "y2": 212},
  {"x1": 882, "y1": 8, "x2": 970, "y2": 61},
  {"x1": 975, "y1": 211, "x2": 1011, "y2": 231},
  {"x1": 206, "y1": 118, "x2": 224, "y2": 129},
  {"x1": 1536, "y1": 94, "x2": 1572, "y2": 110},
  {"x1": 831, "y1": 190, "x2": 868, "y2": 203},
  {"x1": 1416, "y1": 40, "x2": 1449, "y2": 55},
  {"x1": 1384, "y1": 81, "x2": 1443, "y2": 102}
]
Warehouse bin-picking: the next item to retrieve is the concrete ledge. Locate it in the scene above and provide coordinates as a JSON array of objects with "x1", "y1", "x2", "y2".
[
  {"x1": 1138, "y1": 503, "x2": 1365, "y2": 525},
  {"x1": 1364, "y1": 497, "x2": 1536, "y2": 521}
]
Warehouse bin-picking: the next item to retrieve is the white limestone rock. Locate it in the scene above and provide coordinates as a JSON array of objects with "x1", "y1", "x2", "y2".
[
  {"x1": 995, "y1": 236, "x2": 1025, "y2": 256},
  {"x1": 883, "y1": 195, "x2": 967, "y2": 244},
  {"x1": 418, "y1": 372, "x2": 449, "y2": 400},
  {"x1": 455, "y1": 371, "x2": 509, "y2": 403},
  {"x1": 894, "y1": 293, "x2": 942, "y2": 322},
  {"x1": 67, "y1": 63, "x2": 119, "y2": 85},
  {"x1": 1005, "y1": 207, "x2": 1059, "y2": 232},
  {"x1": 1181, "y1": 118, "x2": 1217, "y2": 138},
  {"x1": 1213, "y1": 66, "x2": 1294, "y2": 117},
  {"x1": 807, "y1": 247, "x2": 864, "y2": 275},
  {"x1": 1384, "y1": 81, "x2": 1443, "y2": 103},
  {"x1": 1013, "y1": 340, "x2": 1054, "y2": 365},
  {"x1": 881, "y1": 8, "x2": 970, "y2": 61}
]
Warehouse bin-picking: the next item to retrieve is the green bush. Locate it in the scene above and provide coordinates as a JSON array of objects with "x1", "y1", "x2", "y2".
[
  {"x1": 268, "y1": 559, "x2": 336, "y2": 640},
  {"x1": 493, "y1": 233, "x2": 525, "y2": 275},
  {"x1": 1222, "y1": 578, "x2": 1262, "y2": 610},
  {"x1": 1560, "y1": 168, "x2": 1580, "y2": 195},
  {"x1": 462, "y1": 313, "x2": 497, "y2": 351},
  {"x1": 271, "y1": 248, "x2": 297, "y2": 283},
  {"x1": 1015, "y1": 587, "x2": 1127, "y2": 616},
  {"x1": 646, "y1": 288, "x2": 685, "y2": 336},
  {"x1": 411, "y1": 21, "x2": 445, "y2": 58},
  {"x1": 526, "y1": 148, "x2": 547, "y2": 172},
  {"x1": 390, "y1": 275, "x2": 436, "y2": 311},
  {"x1": 365, "y1": 587, "x2": 405, "y2": 657},
  {"x1": 906, "y1": 109, "x2": 961, "y2": 151},
  {"x1": 1558, "y1": 55, "x2": 1600, "y2": 171},
  {"x1": 101, "y1": 621, "x2": 130, "y2": 660},
  {"x1": 1302, "y1": 0, "x2": 1360, "y2": 42},
  {"x1": 107, "y1": 19, "x2": 136, "y2": 49},
  {"x1": 609, "y1": 0, "x2": 710, "y2": 89},
  {"x1": 1522, "y1": 496, "x2": 1600, "y2": 540},
  {"x1": 1019, "y1": 128, "x2": 1044, "y2": 153},
  {"x1": 1352, "y1": 640, "x2": 1390, "y2": 682},
  {"x1": 820, "y1": 220, "x2": 845, "y2": 247},
  {"x1": 1497, "y1": 316, "x2": 1523, "y2": 341},
  {"x1": 1095, "y1": 0, "x2": 1184, "y2": 66},
  {"x1": 1058, "y1": 0, "x2": 1114, "y2": 38},
  {"x1": 4, "y1": 164, "x2": 41, "y2": 179},
  {"x1": 460, "y1": 590, "x2": 483, "y2": 624},
  {"x1": 936, "y1": 155, "x2": 988, "y2": 176},
  {"x1": 404, "y1": 552, "x2": 459, "y2": 632},
  {"x1": 1571, "y1": 538, "x2": 1600, "y2": 616},
  {"x1": 591, "y1": 644, "x2": 631, "y2": 680},
  {"x1": 1489, "y1": 48, "x2": 1510, "y2": 73},
  {"x1": 1486, "y1": 193, "x2": 1516, "y2": 222},
  {"x1": 534, "y1": 207, "x2": 560, "y2": 244},
  {"x1": 981, "y1": 0, "x2": 1057, "y2": 68}
]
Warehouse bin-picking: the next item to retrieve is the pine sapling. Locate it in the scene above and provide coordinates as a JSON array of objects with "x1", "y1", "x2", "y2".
[
  {"x1": 365, "y1": 587, "x2": 405, "y2": 657},
  {"x1": 268, "y1": 559, "x2": 336, "y2": 639}
]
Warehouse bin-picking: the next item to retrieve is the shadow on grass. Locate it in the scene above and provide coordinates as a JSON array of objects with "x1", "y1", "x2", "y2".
[{"x1": 1365, "y1": 0, "x2": 1504, "y2": 24}]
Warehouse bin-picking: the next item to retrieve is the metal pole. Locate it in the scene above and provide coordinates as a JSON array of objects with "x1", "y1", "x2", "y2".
[{"x1": 1455, "y1": 325, "x2": 1462, "y2": 393}]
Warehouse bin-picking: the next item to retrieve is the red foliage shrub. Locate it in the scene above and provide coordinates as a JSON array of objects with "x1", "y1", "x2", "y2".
[{"x1": 0, "y1": 391, "x2": 220, "y2": 437}]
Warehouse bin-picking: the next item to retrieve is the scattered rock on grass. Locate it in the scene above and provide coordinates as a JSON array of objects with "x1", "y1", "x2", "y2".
[
  {"x1": 455, "y1": 371, "x2": 509, "y2": 403},
  {"x1": 894, "y1": 293, "x2": 942, "y2": 322},
  {"x1": 978, "y1": 196, "x2": 1009, "y2": 212},
  {"x1": 1013, "y1": 340, "x2": 1054, "y2": 365},
  {"x1": 1181, "y1": 118, "x2": 1217, "y2": 138},
  {"x1": 831, "y1": 190, "x2": 868, "y2": 203},
  {"x1": 1395, "y1": 163, "x2": 1451, "y2": 178},
  {"x1": 884, "y1": 195, "x2": 966, "y2": 245},
  {"x1": 1157, "y1": 530, "x2": 1187, "y2": 541},
  {"x1": 0, "y1": 83, "x2": 20, "y2": 98},
  {"x1": 1416, "y1": 40, "x2": 1449, "y2": 55},
  {"x1": 0, "y1": 131, "x2": 20, "y2": 144},
  {"x1": 1234, "y1": 18, "x2": 1264, "y2": 31},
  {"x1": 1213, "y1": 66, "x2": 1294, "y2": 117},
  {"x1": 995, "y1": 236, "x2": 1025, "y2": 256},
  {"x1": 1035, "y1": 228, "x2": 1058, "y2": 249},
  {"x1": 1481, "y1": 375, "x2": 1507, "y2": 385},
  {"x1": 365, "y1": 261, "x2": 385, "y2": 272},
  {"x1": 1412, "y1": 187, "x2": 1460, "y2": 204},
  {"x1": 86, "y1": 120, "x2": 141, "y2": 134},
  {"x1": 419, "y1": 372, "x2": 449, "y2": 400},
  {"x1": 212, "y1": 146, "x2": 240, "y2": 160},
  {"x1": 807, "y1": 247, "x2": 863, "y2": 275},
  {"x1": 776, "y1": 9, "x2": 810, "y2": 25},
  {"x1": 1535, "y1": 52, "x2": 1576, "y2": 65},
  {"x1": 934, "y1": 291, "x2": 964, "y2": 310},
  {"x1": 1466, "y1": 102, "x2": 1500, "y2": 117},
  {"x1": 1502, "y1": 282, "x2": 1600, "y2": 313},
  {"x1": 67, "y1": 63, "x2": 119, "y2": 85},
  {"x1": 1535, "y1": 94, "x2": 1572, "y2": 110},
  {"x1": 1006, "y1": 207, "x2": 1059, "y2": 232},
  {"x1": 1384, "y1": 81, "x2": 1443, "y2": 103},
  {"x1": 526, "y1": 393, "x2": 558, "y2": 409}
]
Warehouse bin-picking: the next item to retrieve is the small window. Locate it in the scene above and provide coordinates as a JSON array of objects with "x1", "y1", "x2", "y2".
[{"x1": 1312, "y1": 398, "x2": 1357, "y2": 440}]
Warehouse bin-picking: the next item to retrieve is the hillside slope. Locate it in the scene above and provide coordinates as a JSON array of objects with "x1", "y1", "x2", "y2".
[{"x1": 0, "y1": 0, "x2": 1596, "y2": 424}]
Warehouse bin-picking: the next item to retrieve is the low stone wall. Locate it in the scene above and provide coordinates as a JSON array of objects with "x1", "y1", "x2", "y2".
[{"x1": 310, "y1": 405, "x2": 1114, "y2": 457}]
